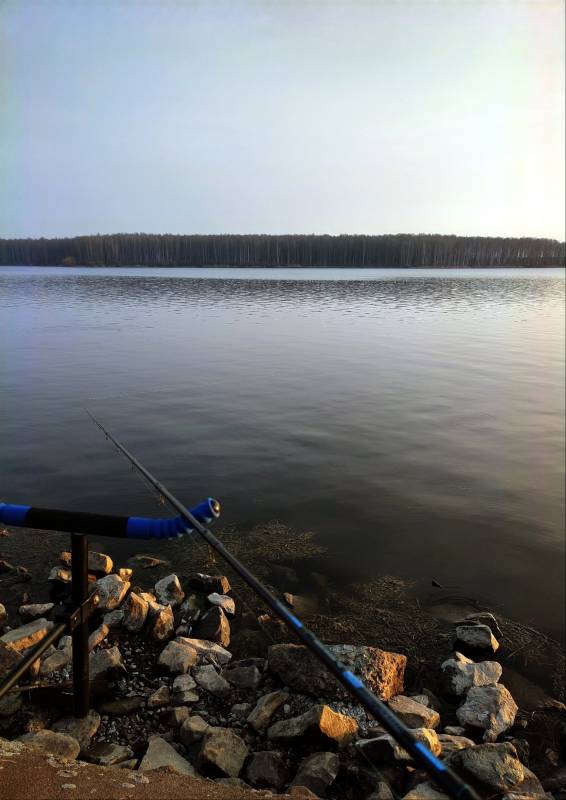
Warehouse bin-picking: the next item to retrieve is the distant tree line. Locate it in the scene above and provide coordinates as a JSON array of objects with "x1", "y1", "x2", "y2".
[{"x1": 0, "y1": 233, "x2": 564, "y2": 267}]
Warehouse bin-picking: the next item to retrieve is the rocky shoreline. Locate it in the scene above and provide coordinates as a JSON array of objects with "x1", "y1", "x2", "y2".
[{"x1": 1, "y1": 545, "x2": 565, "y2": 799}]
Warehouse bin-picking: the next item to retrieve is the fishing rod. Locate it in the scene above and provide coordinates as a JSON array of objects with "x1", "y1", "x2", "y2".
[{"x1": 86, "y1": 412, "x2": 479, "y2": 800}]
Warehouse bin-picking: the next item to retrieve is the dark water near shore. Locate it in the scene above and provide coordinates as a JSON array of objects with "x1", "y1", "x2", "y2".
[{"x1": 1, "y1": 267, "x2": 564, "y2": 640}]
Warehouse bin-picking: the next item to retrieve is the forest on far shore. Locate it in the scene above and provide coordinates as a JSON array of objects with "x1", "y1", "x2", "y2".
[{"x1": 0, "y1": 233, "x2": 564, "y2": 267}]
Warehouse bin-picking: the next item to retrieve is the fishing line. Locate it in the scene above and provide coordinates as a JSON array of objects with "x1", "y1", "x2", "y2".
[{"x1": 86, "y1": 411, "x2": 480, "y2": 800}]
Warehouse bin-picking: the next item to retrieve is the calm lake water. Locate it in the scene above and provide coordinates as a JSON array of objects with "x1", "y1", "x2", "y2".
[{"x1": 1, "y1": 267, "x2": 564, "y2": 640}]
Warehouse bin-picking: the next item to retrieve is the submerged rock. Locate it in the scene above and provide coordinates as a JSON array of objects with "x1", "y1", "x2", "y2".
[
  {"x1": 268, "y1": 642, "x2": 406, "y2": 700},
  {"x1": 456, "y1": 684, "x2": 518, "y2": 741},
  {"x1": 441, "y1": 652, "x2": 502, "y2": 696},
  {"x1": 268, "y1": 704, "x2": 358, "y2": 749}
]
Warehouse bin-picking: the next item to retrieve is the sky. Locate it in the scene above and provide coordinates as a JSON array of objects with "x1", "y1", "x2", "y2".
[{"x1": 0, "y1": 0, "x2": 564, "y2": 241}]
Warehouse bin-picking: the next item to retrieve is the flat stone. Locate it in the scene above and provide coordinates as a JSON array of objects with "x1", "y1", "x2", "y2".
[
  {"x1": 88, "y1": 623, "x2": 109, "y2": 651},
  {"x1": 83, "y1": 742, "x2": 133, "y2": 766},
  {"x1": 444, "y1": 726, "x2": 467, "y2": 736},
  {"x1": 40, "y1": 649, "x2": 71, "y2": 675},
  {"x1": 19, "y1": 730, "x2": 80, "y2": 760},
  {"x1": 194, "y1": 664, "x2": 231, "y2": 699},
  {"x1": 449, "y1": 742, "x2": 524, "y2": 792},
  {"x1": 122, "y1": 592, "x2": 148, "y2": 632},
  {"x1": 223, "y1": 663, "x2": 262, "y2": 690},
  {"x1": 51, "y1": 710, "x2": 100, "y2": 750},
  {"x1": 291, "y1": 751, "x2": 339, "y2": 796},
  {"x1": 146, "y1": 601, "x2": 174, "y2": 641},
  {"x1": 128, "y1": 554, "x2": 166, "y2": 570},
  {"x1": 442, "y1": 652, "x2": 502, "y2": 696},
  {"x1": 97, "y1": 696, "x2": 144, "y2": 715},
  {"x1": 198, "y1": 728, "x2": 248, "y2": 778},
  {"x1": 89, "y1": 646, "x2": 126, "y2": 682},
  {"x1": 388, "y1": 696, "x2": 440, "y2": 729},
  {"x1": 147, "y1": 685, "x2": 170, "y2": 707},
  {"x1": 207, "y1": 593, "x2": 235, "y2": 616},
  {"x1": 93, "y1": 574, "x2": 130, "y2": 611},
  {"x1": 154, "y1": 574, "x2": 185, "y2": 606},
  {"x1": 358, "y1": 728, "x2": 441, "y2": 764},
  {"x1": 456, "y1": 684, "x2": 518, "y2": 741},
  {"x1": 268, "y1": 704, "x2": 358, "y2": 749},
  {"x1": 247, "y1": 750, "x2": 289, "y2": 790},
  {"x1": 188, "y1": 573, "x2": 231, "y2": 594},
  {"x1": 179, "y1": 715, "x2": 210, "y2": 746},
  {"x1": 0, "y1": 618, "x2": 54, "y2": 652},
  {"x1": 139, "y1": 734, "x2": 195, "y2": 775},
  {"x1": 247, "y1": 690, "x2": 290, "y2": 733},
  {"x1": 455, "y1": 624, "x2": 499, "y2": 653},
  {"x1": 18, "y1": 603, "x2": 54, "y2": 623},
  {"x1": 268, "y1": 642, "x2": 406, "y2": 700},
  {"x1": 158, "y1": 640, "x2": 198, "y2": 674},
  {"x1": 193, "y1": 606, "x2": 230, "y2": 648},
  {"x1": 175, "y1": 637, "x2": 232, "y2": 665}
]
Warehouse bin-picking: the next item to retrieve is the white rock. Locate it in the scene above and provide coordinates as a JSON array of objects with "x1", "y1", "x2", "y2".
[
  {"x1": 457, "y1": 684, "x2": 518, "y2": 741},
  {"x1": 154, "y1": 574, "x2": 184, "y2": 607},
  {"x1": 93, "y1": 574, "x2": 130, "y2": 611},
  {"x1": 455, "y1": 624, "x2": 499, "y2": 653},
  {"x1": 441, "y1": 652, "x2": 502, "y2": 696},
  {"x1": 207, "y1": 593, "x2": 235, "y2": 616}
]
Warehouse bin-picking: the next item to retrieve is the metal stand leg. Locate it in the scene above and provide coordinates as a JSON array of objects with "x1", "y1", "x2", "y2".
[{"x1": 71, "y1": 532, "x2": 90, "y2": 718}]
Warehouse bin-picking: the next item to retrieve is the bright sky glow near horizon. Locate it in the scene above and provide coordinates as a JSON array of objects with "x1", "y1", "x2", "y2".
[{"x1": 1, "y1": 0, "x2": 564, "y2": 241}]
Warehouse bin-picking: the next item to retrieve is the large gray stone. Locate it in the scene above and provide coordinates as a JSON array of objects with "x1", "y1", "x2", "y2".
[
  {"x1": 154, "y1": 574, "x2": 185, "y2": 607},
  {"x1": 268, "y1": 642, "x2": 406, "y2": 700},
  {"x1": 51, "y1": 710, "x2": 100, "y2": 750},
  {"x1": 198, "y1": 728, "x2": 248, "y2": 778},
  {"x1": 247, "y1": 690, "x2": 290, "y2": 733},
  {"x1": 441, "y1": 652, "x2": 502, "y2": 696},
  {"x1": 139, "y1": 734, "x2": 195, "y2": 775},
  {"x1": 158, "y1": 640, "x2": 198, "y2": 674},
  {"x1": 455, "y1": 624, "x2": 499, "y2": 653},
  {"x1": 449, "y1": 742, "x2": 524, "y2": 792},
  {"x1": 292, "y1": 751, "x2": 340, "y2": 796},
  {"x1": 194, "y1": 664, "x2": 231, "y2": 699},
  {"x1": 0, "y1": 618, "x2": 54, "y2": 652},
  {"x1": 89, "y1": 645, "x2": 126, "y2": 682},
  {"x1": 268, "y1": 704, "x2": 358, "y2": 749},
  {"x1": 19, "y1": 729, "x2": 80, "y2": 760},
  {"x1": 93, "y1": 574, "x2": 130, "y2": 611},
  {"x1": 456, "y1": 684, "x2": 518, "y2": 741},
  {"x1": 247, "y1": 751, "x2": 289, "y2": 790},
  {"x1": 175, "y1": 636, "x2": 232, "y2": 665},
  {"x1": 388, "y1": 696, "x2": 440, "y2": 729}
]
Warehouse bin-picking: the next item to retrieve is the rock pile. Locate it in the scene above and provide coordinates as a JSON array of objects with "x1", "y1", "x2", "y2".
[{"x1": 0, "y1": 551, "x2": 563, "y2": 799}]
